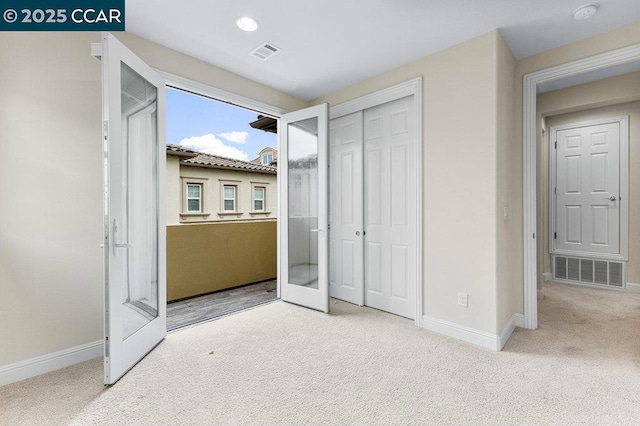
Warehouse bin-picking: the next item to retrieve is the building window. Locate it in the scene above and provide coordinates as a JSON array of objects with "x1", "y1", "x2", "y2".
[
  {"x1": 249, "y1": 181, "x2": 270, "y2": 216},
  {"x1": 253, "y1": 187, "x2": 265, "y2": 211},
  {"x1": 181, "y1": 177, "x2": 208, "y2": 219},
  {"x1": 223, "y1": 185, "x2": 236, "y2": 212},
  {"x1": 186, "y1": 184, "x2": 202, "y2": 212},
  {"x1": 261, "y1": 153, "x2": 273, "y2": 165}
]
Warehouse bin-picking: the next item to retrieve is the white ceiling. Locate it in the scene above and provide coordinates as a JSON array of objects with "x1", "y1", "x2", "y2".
[{"x1": 126, "y1": 1, "x2": 640, "y2": 101}]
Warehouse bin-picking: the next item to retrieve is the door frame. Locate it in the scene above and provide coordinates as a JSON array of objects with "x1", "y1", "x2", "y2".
[
  {"x1": 523, "y1": 43, "x2": 640, "y2": 329},
  {"x1": 330, "y1": 77, "x2": 423, "y2": 327},
  {"x1": 157, "y1": 71, "x2": 288, "y2": 119},
  {"x1": 154, "y1": 71, "x2": 287, "y2": 299},
  {"x1": 549, "y1": 116, "x2": 629, "y2": 261}
]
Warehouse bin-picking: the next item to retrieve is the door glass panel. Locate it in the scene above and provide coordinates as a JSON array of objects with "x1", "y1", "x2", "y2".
[
  {"x1": 120, "y1": 62, "x2": 159, "y2": 340},
  {"x1": 287, "y1": 117, "x2": 319, "y2": 289}
]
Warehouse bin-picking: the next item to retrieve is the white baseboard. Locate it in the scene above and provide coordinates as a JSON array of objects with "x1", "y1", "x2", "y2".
[
  {"x1": 537, "y1": 288, "x2": 545, "y2": 300},
  {"x1": 627, "y1": 282, "x2": 640, "y2": 293},
  {"x1": 422, "y1": 313, "x2": 525, "y2": 352},
  {"x1": 422, "y1": 315, "x2": 501, "y2": 351},
  {"x1": 543, "y1": 272, "x2": 552, "y2": 282},
  {"x1": 0, "y1": 341, "x2": 102, "y2": 387},
  {"x1": 497, "y1": 313, "x2": 525, "y2": 350}
]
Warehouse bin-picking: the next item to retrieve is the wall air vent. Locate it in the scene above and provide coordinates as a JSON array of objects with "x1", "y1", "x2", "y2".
[
  {"x1": 249, "y1": 42, "x2": 281, "y2": 61},
  {"x1": 553, "y1": 255, "x2": 625, "y2": 289}
]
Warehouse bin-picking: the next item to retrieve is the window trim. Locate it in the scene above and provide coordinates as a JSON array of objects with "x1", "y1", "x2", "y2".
[
  {"x1": 253, "y1": 186, "x2": 265, "y2": 211},
  {"x1": 186, "y1": 183, "x2": 202, "y2": 212},
  {"x1": 250, "y1": 181, "x2": 271, "y2": 216},
  {"x1": 180, "y1": 176, "x2": 209, "y2": 219},
  {"x1": 219, "y1": 179, "x2": 242, "y2": 217},
  {"x1": 223, "y1": 185, "x2": 236, "y2": 212}
]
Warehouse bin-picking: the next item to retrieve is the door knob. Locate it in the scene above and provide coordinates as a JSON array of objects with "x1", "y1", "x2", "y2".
[
  {"x1": 356, "y1": 231, "x2": 360, "y2": 236},
  {"x1": 603, "y1": 196, "x2": 617, "y2": 201}
]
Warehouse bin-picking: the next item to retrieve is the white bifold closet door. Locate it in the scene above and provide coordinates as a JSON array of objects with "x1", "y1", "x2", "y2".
[
  {"x1": 329, "y1": 111, "x2": 365, "y2": 306},
  {"x1": 329, "y1": 95, "x2": 416, "y2": 319}
]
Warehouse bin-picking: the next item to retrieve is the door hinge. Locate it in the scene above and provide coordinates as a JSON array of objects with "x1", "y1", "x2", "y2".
[
  {"x1": 103, "y1": 120, "x2": 108, "y2": 139},
  {"x1": 554, "y1": 141, "x2": 557, "y2": 149},
  {"x1": 554, "y1": 232, "x2": 557, "y2": 239}
]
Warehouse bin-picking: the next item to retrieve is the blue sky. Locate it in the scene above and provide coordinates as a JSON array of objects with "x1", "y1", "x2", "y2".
[{"x1": 166, "y1": 88, "x2": 277, "y2": 161}]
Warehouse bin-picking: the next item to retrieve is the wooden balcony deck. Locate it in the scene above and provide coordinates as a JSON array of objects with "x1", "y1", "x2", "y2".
[{"x1": 167, "y1": 279, "x2": 277, "y2": 331}]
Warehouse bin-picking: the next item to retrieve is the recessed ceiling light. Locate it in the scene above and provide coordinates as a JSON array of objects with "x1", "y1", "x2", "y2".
[
  {"x1": 573, "y1": 4, "x2": 598, "y2": 21},
  {"x1": 236, "y1": 16, "x2": 259, "y2": 32}
]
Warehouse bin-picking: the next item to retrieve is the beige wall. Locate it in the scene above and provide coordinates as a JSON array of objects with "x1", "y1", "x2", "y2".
[
  {"x1": 315, "y1": 30, "x2": 513, "y2": 334},
  {"x1": 515, "y1": 21, "x2": 640, "y2": 298},
  {"x1": 167, "y1": 221, "x2": 277, "y2": 301},
  {"x1": 495, "y1": 34, "x2": 520, "y2": 331},
  {"x1": 537, "y1": 93, "x2": 640, "y2": 284},
  {"x1": 0, "y1": 32, "x2": 304, "y2": 368},
  {"x1": 174, "y1": 164, "x2": 277, "y2": 224},
  {"x1": 0, "y1": 32, "x2": 103, "y2": 366}
]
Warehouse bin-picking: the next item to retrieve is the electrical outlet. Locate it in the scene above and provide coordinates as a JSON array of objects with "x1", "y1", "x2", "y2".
[{"x1": 457, "y1": 292, "x2": 468, "y2": 307}]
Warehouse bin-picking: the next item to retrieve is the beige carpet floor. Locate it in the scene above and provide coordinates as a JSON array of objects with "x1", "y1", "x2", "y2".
[{"x1": 2, "y1": 282, "x2": 640, "y2": 425}]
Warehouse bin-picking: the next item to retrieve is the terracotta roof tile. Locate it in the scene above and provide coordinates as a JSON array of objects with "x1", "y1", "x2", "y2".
[
  {"x1": 182, "y1": 152, "x2": 277, "y2": 174},
  {"x1": 166, "y1": 144, "x2": 199, "y2": 157}
]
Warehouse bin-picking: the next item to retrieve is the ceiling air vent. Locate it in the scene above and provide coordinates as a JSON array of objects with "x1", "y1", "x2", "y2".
[{"x1": 250, "y1": 42, "x2": 281, "y2": 61}]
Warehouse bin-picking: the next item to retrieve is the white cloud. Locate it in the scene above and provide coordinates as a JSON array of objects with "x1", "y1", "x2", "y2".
[
  {"x1": 217, "y1": 131, "x2": 249, "y2": 144},
  {"x1": 178, "y1": 134, "x2": 249, "y2": 161}
]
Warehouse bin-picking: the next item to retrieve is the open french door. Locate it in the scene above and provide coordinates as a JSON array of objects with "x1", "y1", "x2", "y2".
[
  {"x1": 279, "y1": 104, "x2": 329, "y2": 313},
  {"x1": 100, "y1": 33, "x2": 167, "y2": 385}
]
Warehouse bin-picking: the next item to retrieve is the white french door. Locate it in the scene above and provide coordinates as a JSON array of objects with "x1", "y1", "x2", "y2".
[
  {"x1": 100, "y1": 33, "x2": 167, "y2": 385},
  {"x1": 551, "y1": 118, "x2": 626, "y2": 259},
  {"x1": 279, "y1": 103, "x2": 329, "y2": 313}
]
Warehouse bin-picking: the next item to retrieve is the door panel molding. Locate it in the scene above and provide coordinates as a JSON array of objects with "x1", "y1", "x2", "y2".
[
  {"x1": 549, "y1": 116, "x2": 628, "y2": 261},
  {"x1": 363, "y1": 96, "x2": 417, "y2": 319},
  {"x1": 329, "y1": 111, "x2": 365, "y2": 306}
]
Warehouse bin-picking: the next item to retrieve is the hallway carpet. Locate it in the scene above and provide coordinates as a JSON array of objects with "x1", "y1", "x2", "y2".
[{"x1": 1, "y1": 282, "x2": 640, "y2": 424}]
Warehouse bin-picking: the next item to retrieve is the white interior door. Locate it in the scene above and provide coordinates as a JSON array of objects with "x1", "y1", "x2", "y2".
[
  {"x1": 279, "y1": 103, "x2": 329, "y2": 313},
  {"x1": 553, "y1": 120, "x2": 621, "y2": 257},
  {"x1": 101, "y1": 32, "x2": 166, "y2": 385},
  {"x1": 364, "y1": 96, "x2": 416, "y2": 319},
  {"x1": 329, "y1": 111, "x2": 364, "y2": 305}
]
